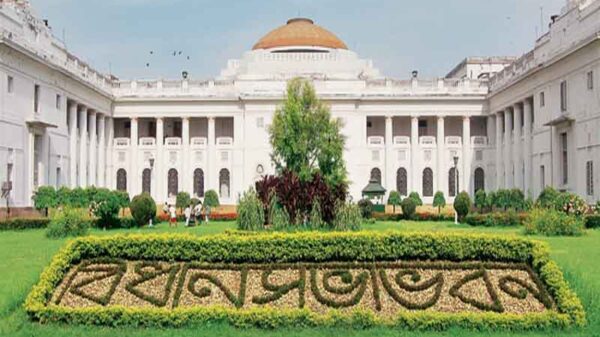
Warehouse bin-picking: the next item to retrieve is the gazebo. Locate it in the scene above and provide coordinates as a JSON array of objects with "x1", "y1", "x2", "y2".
[{"x1": 361, "y1": 178, "x2": 386, "y2": 211}]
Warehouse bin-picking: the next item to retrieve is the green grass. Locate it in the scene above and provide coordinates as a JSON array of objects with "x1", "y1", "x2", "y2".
[{"x1": 1, "y1": 220, "x2": 599, "y2": 337}]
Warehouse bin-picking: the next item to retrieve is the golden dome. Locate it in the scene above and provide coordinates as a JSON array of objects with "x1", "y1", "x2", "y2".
[{"x1": 252, "y1": 18, "x2": 348, "y2": 50}]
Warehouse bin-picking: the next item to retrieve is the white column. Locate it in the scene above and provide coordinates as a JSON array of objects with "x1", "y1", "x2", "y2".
[
  {"x1": 27, "y1": 130, "x2": 35, "y2": 203},
  {"x1": 182, "y1": 117, "x2": 190, "y2": 194},
  {"x1": 106, "y1": 117, "x2": 114, "y2": 189},
  {"x1": 513, "y1": 104, "x2": 523, "y2": 191},
  {"x1": 385, "y1": 116, "x2": 394, "y2": 194},
  {"x1": 504, "y1": 108, "x2": 512, "y2": 188},
  {"x1": 486, "y1": 115, "x2": 495, "y2": 190},
  {"x1": 208, "y1": 117, "x2": 216, "y2": 192},
  {"x1": 462, "y1": 116, "x2": 471, "y2": 194},
  {"x1": 97, "y1": 114, "x2": 106, "y2": 187},
  {"x1": 436, "y1": 116, "x2": 445, "y2": 194},
  {"x1": 68, "y1": 102, "x2": 78, "y2": 187},
  {"x1": 40, "y1": 131, "x2": 49, "y2": 186},
  {"x1": 495, "y1": 113, "x2": 503, "y2": 189},
  {"x1": 155, "y1": 117, "x2": 164, "y2": 201},
  {"x1": 130, "y1": 117, "x2": 138, "y2": 196},
  {"x1": 78, "y1": 106, "x2": 88, "y2": 187},
  {"x1": 523, "y1": 99, "x2": 533, "y2": 197},
  {"x1": 88, "y1": 111, "x2": 97, "y2": 186},
  {"x1": 410, "y1": 116, "x2": 419, "y2": 194}
]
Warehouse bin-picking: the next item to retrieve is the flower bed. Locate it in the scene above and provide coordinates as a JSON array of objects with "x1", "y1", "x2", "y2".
[{"x1": 26, "y1": 232, "x2": 584, "y2": 330}]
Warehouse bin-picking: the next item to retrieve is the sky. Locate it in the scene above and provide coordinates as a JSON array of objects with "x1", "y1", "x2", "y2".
[{"x1": 29, "y1": 0, "x2": 565, "y2": 80}]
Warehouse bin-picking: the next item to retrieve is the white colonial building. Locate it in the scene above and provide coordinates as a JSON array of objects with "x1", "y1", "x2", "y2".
[{"x1": 0, "y1": 0, "x2": 598, "y2": 208}]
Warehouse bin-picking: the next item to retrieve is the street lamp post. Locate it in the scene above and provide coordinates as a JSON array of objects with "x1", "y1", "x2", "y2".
[
  {"x1": 148, "y1": 157, "x2": 155, "y2": 227},
  {"x1": 453, "y1": 155, "x2": 459, "y2": 224}
]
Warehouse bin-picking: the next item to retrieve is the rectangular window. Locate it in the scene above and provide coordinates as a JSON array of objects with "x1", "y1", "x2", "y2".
[
  {"x1": 587, "y1": 161, "x2": 594, "y2": 196},
  {"x1": 56, "y1": 167, "x2": 61, "y2": 187},
  {"x1": 560, "y1": 81, "x2": 567, "y2": 112},
  {"x1": 256, "y1": 117, "x2": 264, "y2": 128},
  {"x1": 56, "y1": 94, "x2": 61, "y2": 110},
  {"x1": 540, "y1": 165, "x2": 545, "y2": 190},
  {"x1": 561, "y1": 132, "x2": 568, "y2": 185},
  {"x1": 34, "y1": 84, "x2": 40, "y2": 113},
  {"x1": 587, "y1": 71, "x2": 594, "y2": 90},
  {"x1": 7, "y1": 76, "x2": 14, "y2": 93},
  {"x1": 539, "y1": 92, "x2": 545, "y2": 107}
]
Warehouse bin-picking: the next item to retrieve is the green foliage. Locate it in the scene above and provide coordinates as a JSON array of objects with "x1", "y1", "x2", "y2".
[
  {"x1": 55, "y1": 186, "x2": 71, "y2": 206},
  {"x1": 554, "y1": 192, "x2": 589, "y2": 217},
  {"x1": 91, "y1": 190, "x2": 121, "y2": 229},
  {"x1": 509, "y1": 189, "x2": 526, "y2": 211},
  {"x1": 115, "y1": 190, "x2": 130, "y2": 209},
  {"x1": 269, "y1": 78, "x2": 347, "y2": 188},
  {"x1": 432, "y1": 191, "x2": 446, "y2": 214},
  {"x1": 453, "y1": 191, "x2": 471, "y2": 223},
  {"x1": 26, "y1": 231, "x2": 585, "y2": 329},
  {"x1": 270, "y1": 203, "x2": 290, "y2": 230},
  {"x1": 68, "y1": 187, "x2": 88, "y2": 208},
  {"x1": 237, "y1": 188, "x2": 265, "y2": 231},
  {"x1": 357, "y1": 198, "x2": 373, "y2": 219},
  {"x1": 129, "y1": 193, "x2": 157, "y2": 227},
  {"x1": 309, "y1": 199, "x2": 325, "y2": 229},
  {"x1": 485, "y1": 191, "x2": 496, "y2": 211},
  {"x1": 32, "y1": 186, "x2": 57, "y2": 215},
  {"x1": 176, "y1": 192, "x2": 191, "y2": 211},
  {"x1": 494, "y1": 189, "x2": 511, "y2": 210},
  {"x1": 584, "y1": 214, "x2": 600, "y2": 229},
  {"x1": 464, "y1": 211, "x2": 526, "y2": 227},
  {"x1": 45, "y1": 208, "x2": 90, "y2": 239},
  {"x1": 191, "y1": 198, "x2": 200, "y2": 207},
  {"x1": 0, "y1": 218, "x2": 50, "y2": 231},
  {"x1": 401, "y1": 197, "x2": 417, "y2": 220},
  {"x1": 408, "y1": 192, "x2": 422, "y2": 206},
  {"x1": 536, "y1": 186, "x2": 561, "y2": 209},
  {"x1": 386, "y1": 191, "x2": 402, "y2": 213},
  {"x1": 332, "y1": 202, "x2": 362, "y2": 231},
  {"x1": 474, "y1": 189, "x2": 486, "y2": 212},
  {"x1": 204, "y1": 190, "x2": 220, "y2": 208},
  {"x1": 524, "y1": 208, "x2": 584, "y2": 236}
]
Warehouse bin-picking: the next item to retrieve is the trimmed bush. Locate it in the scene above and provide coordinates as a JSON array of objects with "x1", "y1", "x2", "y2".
[
  {"x1": 91, "y1": 191, "x2": 121, "y2": 229},
  {"x1": 400, "y1": 197, "x2": 416, "y2": 220},
  {"x1": 584, "y1": 214, "x2": 600, "y2": 229},
  {"x1": 432, "y1": 191, "x2": 445, "y2": 215},
  {"x1": 408, "y1": 192, "x2": 422, "y2": 206},
  {"x1": 453, "y1": 191, "x2": 471, "y2": 223},
  {"x1": 237, "y1": 188, "x2": 265, "y2": 231},
  {"x1": 474, "y1": 189, "x2": 486, "y2": 212},
  {"x1": 0, "y1": 218, "x2": 50, "y2": 231},
  {"x1": 176, "y1": 192, "x2": 191, "y2": 212},
  {"x1": 26, "y1": 232, "x2": 585, "y2": 329},
  {"x1": 129, "y1": 193, "x2": 157, "y2": 227},
  {"x1": 357, "y1": 198, "x2": 373, "y2": 219},
  {"x1": 465, "y1": 211, "x2": 526, "y2": 227},
  {"x1": 524, "y1": 208, "x2": 584, "y2": 236},
  {"x1": 554, "y1": 193, "x2": 588, "y2": 217},
  {"x1": 386, "y1": 191, "x2": 401, "y2": 213},
  {"x1": 32, "y1": 186, "x2": 57, "y2": 216},
  {"x1": 204, "y1": 190, "x2": 220, "y2": 208},
  {"x1": 536, "y1": 187, "x2": 561, "y2": 209},
  {"x1": 45, "y1": 208, "x2": 90, "y2": 239}
]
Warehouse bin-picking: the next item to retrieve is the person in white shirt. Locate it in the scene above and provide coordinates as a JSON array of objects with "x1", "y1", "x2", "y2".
[
  {"x1": 184, "y1": 205, "x2": 191, "y2": 227},
  {"x1": 169, "y1": 205, "x2": 177, "y2": 228},
  {"x1": 193, "y1": 201, "x2": 203, "y2": 226}
]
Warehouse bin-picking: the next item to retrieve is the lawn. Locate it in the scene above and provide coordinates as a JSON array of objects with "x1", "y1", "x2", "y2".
[{"x1": 0, "y1": 220, "x2": 598, "y2": 337}]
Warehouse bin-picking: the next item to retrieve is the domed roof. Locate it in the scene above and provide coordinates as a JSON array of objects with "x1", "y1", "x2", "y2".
[{"x1": 252, "y1": 18, "x2": 348, "y2": 50}]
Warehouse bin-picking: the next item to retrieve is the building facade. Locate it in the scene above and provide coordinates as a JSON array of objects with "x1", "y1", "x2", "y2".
[{"x1": 0, "y1": 0, "x2": 598, "y2": 208}]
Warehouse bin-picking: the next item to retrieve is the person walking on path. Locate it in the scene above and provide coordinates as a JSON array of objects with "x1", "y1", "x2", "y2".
[
  {"x1": 193, "y1": 200, "x2": 203, "y2": 226},
  {"x1": 169, "y1": 204, "x2": 177, "y2": 228},
  {"x1": 184, "y1": 204, "x2": 191, "y2": 227}
]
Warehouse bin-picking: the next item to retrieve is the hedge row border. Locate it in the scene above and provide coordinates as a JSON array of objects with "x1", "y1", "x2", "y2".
[{"x1": 25, "y1": 231, "x2": 585, "y2": 330}]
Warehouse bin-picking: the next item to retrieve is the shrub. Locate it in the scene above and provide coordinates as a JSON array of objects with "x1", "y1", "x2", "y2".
[
  {"x1": 68, "y1": 187, "x2": 89, "y2": 208},
  {"x1": 45, "y1": 208, "x2": 90, "y2": 239},
  {"x1": 357, "y1": 198, "x2": 373, "y2": 219},
  {"x1": 509, "y1": 189, "x2": 526, "y2": 211},
  {"x1": 485, "y1": 191, "x2": 496, "y2": 212},
  {"x1": 207, "y1": 213, "x2": 237, "y2": 221},
  {"x1": 332, "y1": 202, "x2": 362, "y2": 231},
  {"x1": 56, "y1": 186, "x2": 71, "y2": 207},
  {"x1": 204, "y1": 190, "x2": 220, "y2": 209},
  {"x1": 91, "y1": 192, "x2": 122, "y2": 229},
  {"x1": 453, "y1": 191, "x2": 471, "y2": 223},
  {"x1": 401, "y1": 197, "x2": 417, "y2": 220},
  {"x1": 584, "y1": 214, "x2": 600, "y2": 229},
  {"x1": 32, "y1": 186, "x2": 57, "y2": 216},
  {"x1": 465, "y1": 211, "x2": 525, "y2": 227},
  {"x1": 536, "y1": 186, "x2": 560, "y2": 209},
  {"x1": 176, "y1": 192, "x2": 191, "y2": 212},
  {"x1": 408, "y1": 192, "x2": 422, "y2": 206},
  {"x1": 0, "y1": 218, "x2": 51, "y2": 231},
  {"x1": 494, "y1": 189, "x2": 510, "y2": 210},
  {"x1": 386, "y1": 191, "x2": 401, "y2": 213},
  {"x1": 524, "y1": 208, "x2": 584, "y2": 236},
  {"x1": 309, "y1": 199, "x2": 325, "y2": 229},
  {"x1": 474, "y1": 189, "x2": 486, "y2": 212},
  {"x1": 554, "y1": 192, "x2": 588, "y2": 217},
  {"x1": 270, "y1": 204, "x2": 290, "y2": 230},
  {"x1": 190, "y1": 198, "x2": 200, "y2": 207},
  {"x1": 130, "y1": 193, "x2": 157, "y2": 227},
  {"x1": 432, "y1": 191, "x2": 446, "y2": 215},
  {"x1": 237, "y1": 189, "x2": 265, "y2": 231}
]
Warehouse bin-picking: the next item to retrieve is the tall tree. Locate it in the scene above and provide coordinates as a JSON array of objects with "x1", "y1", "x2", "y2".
[{"x1": 269, "y1": 78, "x2": 347, "y2": 188}]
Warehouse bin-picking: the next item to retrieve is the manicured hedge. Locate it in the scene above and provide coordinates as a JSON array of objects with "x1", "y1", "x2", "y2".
[
  {"x1": 0, "y1": 218, "x2": 50, "y2": 231},
  {"x1": 25, "y1": 232, "x2": 585, "y2": 330},
  {"x1": 465, "y1": 212, "x2": 528, "y2": 227},
  {"x1": 584, "y1": 214, "x2": 600, "y2": 229},
  {"x1": 373, "y1": 212, "x2": 453, "y2": 222}
]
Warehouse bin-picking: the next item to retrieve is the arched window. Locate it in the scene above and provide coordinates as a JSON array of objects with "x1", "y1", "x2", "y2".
[
  {"x1": 474, "y1": 167, "x2": 485, "y2": 193},
  {"x1": 168, "y1": 168, "x2": 178, "y2": 197},
  {"x1": 219, "y1": 168, "x2": 230, "y2": 199},
  {"x1": 396, "y1": 168, "x2": 407, "y2": 196},
  {"x1": 449, "y1": 167, "x2": 459, "y2": 197},
  {"x1": 193, "y1": 168, "x2": 204, "y2": 197},
  {"x1": 142, "y1": 168, "x2": 151, "y2": 194},
  {"x1": 116, "y1": 169, "x2": 127, "y2": 191},
  {"x1": 422, "y1": 168, "x2": 433, "y2": 197},
  {"x1": 370, "y1": 168, "x2": 382, "y2": 184}
]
